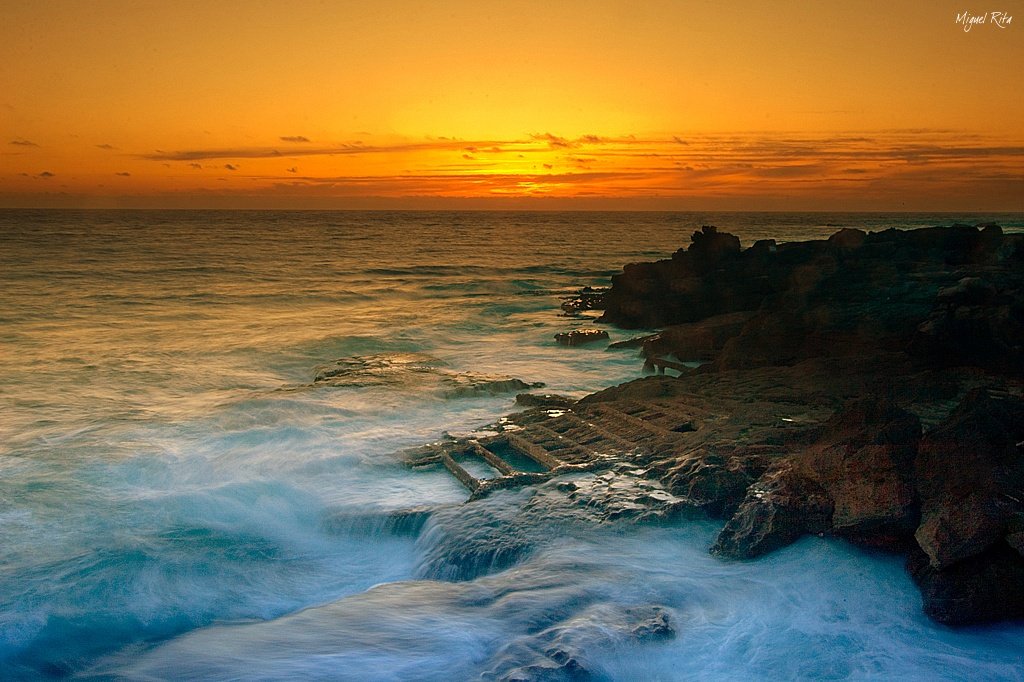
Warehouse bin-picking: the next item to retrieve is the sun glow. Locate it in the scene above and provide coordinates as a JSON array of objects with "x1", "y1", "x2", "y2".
[{"x1": 1, "y1": 0, "x2": 1022, "y2": 209}]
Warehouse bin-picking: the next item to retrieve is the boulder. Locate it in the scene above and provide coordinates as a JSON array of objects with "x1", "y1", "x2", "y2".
[
  {"x1": 913, "y1": 389, "x2": 1024, "y2": 569},
  {"x1": 711, "y1": 464, "x2": 832, "y2": 559}
]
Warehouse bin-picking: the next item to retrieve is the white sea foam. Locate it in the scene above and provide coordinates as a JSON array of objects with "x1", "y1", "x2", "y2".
[{"x1": 1, "y1": 210, "x2": 1022, "y2": 678}]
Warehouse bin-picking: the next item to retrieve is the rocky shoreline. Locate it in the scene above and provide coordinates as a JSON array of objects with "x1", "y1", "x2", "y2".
[
  {"x1": 592, "y1": 222, "x2": 1024, "y2": 626},
  {"x1": 406, "y1": 222, "x2": 1023, "y2": 631}
]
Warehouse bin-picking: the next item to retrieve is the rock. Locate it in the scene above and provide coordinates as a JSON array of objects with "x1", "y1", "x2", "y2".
[
  {"x1": 554, "y1": 329, "x2": 609, "y2": 347},
  {"x1": 640, "y1": 311, "x2": 755, "y2": 363},
  {"x1": 560, "y1": 286, "x2": 607, "y2": 316},
  {"x1": 658, "y1": 447, "x2": 773, "y2": 517},
  {"x1": 908, "y1": 276, "x2": 1024, "y2": 376},
  {"x1": 800, "y1": 397, "x2": 921, "y2": 541},
  {"x1": 712, "y1": 464, "x2": 833, "y2": 559},
  {"x1": 908, "y1": 542, "x2": 1024, "y2": 626},
  {"x1": 687, "y1": 225, "x2": 741, "y2": 265},
  {"x1": 913, "y1": 389, "x2": 1024, "y2": 570},
  {"x1": 827, "y1": 228, "x2": 866, "y2": 250},
  {"x1": 312, "y1": 352, "x2": 543, "y2": 398},
  {"x1": 439, "y1": 373, "x2": 544, "y2": 399},
  {"x1": 515, "y1": 393, "x2": 576, "y2": 409},
  {"x1": 484, "y1": 604, "x2": 674, "y2": 681},
  {"x1": 607, "y1": 333, "x2": 658, "y2": 350},
  {"x1": 600, "y1": 223, "x2": 1024, "y2": 373}
]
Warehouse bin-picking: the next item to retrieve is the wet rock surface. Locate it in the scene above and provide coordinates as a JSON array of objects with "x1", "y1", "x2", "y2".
[
  {"x1": 312, "y1": 352, "x2": 544, "y2": 398},
  {"x1": 592, "y1": 224, "x2": 1024, "y2": 626},
  {"x1": 554, "y1": 329, "x2": 610, "y2": 347},
  {"x1": 398, "y1": 224, "x2": 1024, "y2": 627}
]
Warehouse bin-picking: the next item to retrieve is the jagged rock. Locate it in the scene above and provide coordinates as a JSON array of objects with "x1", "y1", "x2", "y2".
[
  {"x1": 485, "y1": 604, "x2": 674, "y2": 682},
  {"x1": 686, "y1": 225, "x2": 741, "y2": 265},
  {"x1": 711, "y1": 465, "x2": 833, "y2": 559},
  {"x1": 640, "y1": 311, "x2": 754, "y2": 363},
  {"x1": 600, "y1": 223, "x2": 1024, "y2": 372},
  {"x1": 913, "y1": 389, "x2": 1024, "y2": 570},
  {"x1": 657, "y1": 447, "x2": 773, "y2": 517},
  {"x1": 908, "y1": 542, "x2": 1024, "y2": 626},
  {"x1": 800, "y1": 397, "x2": 921, "y2": 540},
  {"x1": 554, "y1": 329, "x2": 609, "y2": 347}
]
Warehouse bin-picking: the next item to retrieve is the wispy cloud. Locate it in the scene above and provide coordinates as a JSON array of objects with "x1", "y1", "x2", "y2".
[
  {"x1": 38, "y1": 171, "x2": 54, "y2": 178},
  {"x1": 10, "y1": 139, "x2": 38, "y2": 147},
  {"x1": 224, "y1": 164, "x2": 239, "y2": 171},
  {"x1": 188, "y1": 163, "x2": 202, "y2": 169},
  {"x1": 116, "y1": 171, "x2": 131, "y2": 176},
  {"x1": 96, "y1": 143, "x2": 116, "y2": 150},
  {"x1": 279, "y1": 135, "x2": 311, "y2": 143}
]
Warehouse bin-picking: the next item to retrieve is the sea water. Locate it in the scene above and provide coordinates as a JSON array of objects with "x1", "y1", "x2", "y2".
[{"x1": 1, "y1": 210, "x2": 1022, "y2": 680}]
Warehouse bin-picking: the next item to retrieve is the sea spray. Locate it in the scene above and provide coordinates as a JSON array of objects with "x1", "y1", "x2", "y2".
[{"x1": 3, "y1": 210, "x2": 1023, "y2": 678}]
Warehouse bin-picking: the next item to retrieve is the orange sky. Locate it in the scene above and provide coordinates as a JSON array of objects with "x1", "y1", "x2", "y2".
[{"x1": 2, "y1": 0, "x2": 1022, "y2": 210}]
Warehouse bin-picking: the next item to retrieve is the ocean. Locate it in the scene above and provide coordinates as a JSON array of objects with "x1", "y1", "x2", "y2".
[{"x1": 2, "y1": 210, "x2": 1023, "y2": 680}]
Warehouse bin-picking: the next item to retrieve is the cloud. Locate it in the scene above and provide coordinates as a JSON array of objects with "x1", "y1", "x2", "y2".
[
  {"x1": 116, "y1": 172, "x2": 131, "y2": 176},
  {"x1": 140, "y1": 139, "x2": 514, "y2": 162},
  {"x1": 578, "y1": 134, "x2": 604, "y2": 144},
  {"x1": 672, "y1": 136, "x2": 688, "y2": 145},
  {"x1": 96, "y1": 143, "x2": 116, "y2": 150},
  {"x1": 189, "y1": 163, "x2": 203, "y2": 169},
  {"x1": 224, "y1": 164, "x2": 239, "y2": 171},
  {"x1": 543, "y1": 163, "x2": 553, "y2": 169},
  {"x1": 279, "y1": 135, "x2": 311, "y2": 143},
  {"x1": 531, "y1": 132, "x2": 575, "y2": 148},
  {"x1": 286, "y1": 166, "x2": 298, "y2": 173},
  {"x1": 38, "y1": 171, "x2": 54, "y2": 177},
  {"x1": 462, "y1": 153, "x2": 474, "y2": 160},
  {"x1": 10, "y1": 139, "x2": 38, "y2": 147}
]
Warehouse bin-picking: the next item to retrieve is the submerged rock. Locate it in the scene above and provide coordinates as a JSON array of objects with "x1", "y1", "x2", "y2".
[
  {"x1": 416, "y1": 470, "x2": 690, "y2": 581},
  {"x1": 560, "y1": 286, "x2": 608, "y2": 316},
  {"x1": 312, "y1": 352, "x2": 543, "y2": 398},
  {"x1": 485, "y1": 604, "x2": 674, "y2": 682},
  {"x1": 554, "y1": 329, "x2": 610, "y2": 347},
  {"x1": 516, "y1": 393, "x2": 577, "y2": 409}
]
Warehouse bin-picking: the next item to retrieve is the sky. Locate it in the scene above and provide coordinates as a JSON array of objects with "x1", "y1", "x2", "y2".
[{"x1": 1, "y1": 0, "x2": 1022, "y2": 210}]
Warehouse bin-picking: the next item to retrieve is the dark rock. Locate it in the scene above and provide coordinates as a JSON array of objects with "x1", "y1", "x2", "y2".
[
  {"x1": 516, "y1": 393, "x2": 576, "y2": 409},
  {"x1": 607, "y1": 333, "x2": 658, "y2": 350},
  {"x1": 828, "y1": 228, "x2": 866, "y2": 250},
  {"x1": 560, "y1": 286, "x2": 608, "y2": 316},
  {"x1": 908, "y1": 542, "x2": 1024, "y2": 626},
  {"x1": 659, "y1": 447, "x2": 773, "y2": 517},
  {"x1": 909, "y1": 276, "x2": 1024, "y2": 376},
  {"x1": 802, "y1": 397, "x2": 921, "y2": 539},
  {"x1": 712, "y1": 464, "x2": 833, "y2": 559},
  {"x1": 554, "y1": 329, "x2": 610, "y2": 347},
  {"x1": 687, "y1": 225, "x2": 741, "y2": 265},
  {"x1": 913, "y1": 389, "x2": 1024, "y2": 570},
  {"x1": 640, "y1": 311, "x2": 754, "y2": 364}
]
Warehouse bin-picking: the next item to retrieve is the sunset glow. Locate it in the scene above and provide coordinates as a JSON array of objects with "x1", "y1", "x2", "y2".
[{"x1": 2, "y1": 0, "x2": 1022, "y2": 209}]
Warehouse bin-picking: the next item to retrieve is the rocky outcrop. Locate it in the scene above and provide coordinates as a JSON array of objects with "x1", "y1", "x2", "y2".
[
  {"x1": 600, "y1": 223, "x2": 1024, "y2": 374},
  {"x1": 589, "y1": 223, "x2": 1024, "y2": 625}
]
